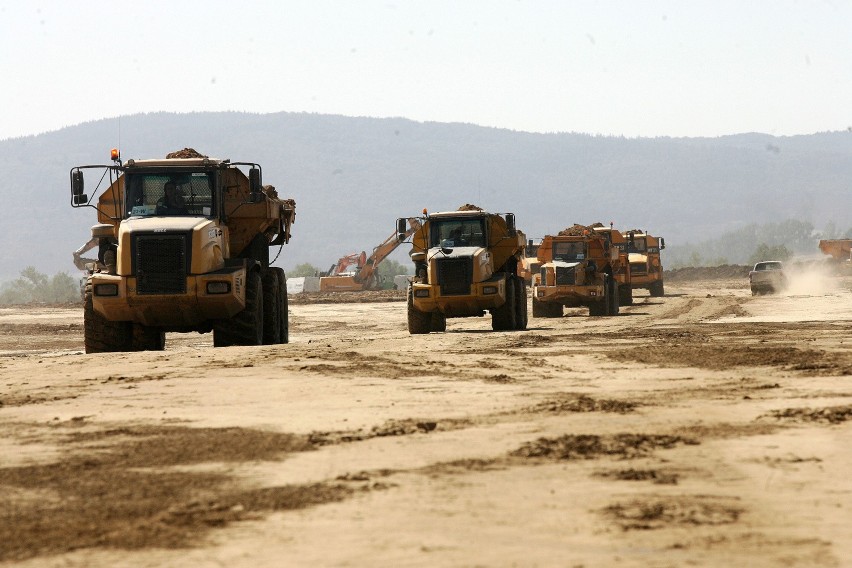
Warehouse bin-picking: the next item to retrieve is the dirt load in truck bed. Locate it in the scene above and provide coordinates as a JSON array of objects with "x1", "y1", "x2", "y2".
[{"x1": 1, "y1": 274, "x2": 852, "y2": 566}]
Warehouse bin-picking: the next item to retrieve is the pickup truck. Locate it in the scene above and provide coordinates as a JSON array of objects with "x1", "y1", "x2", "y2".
[{"x1": 749, "y1": 261, "x2": 787, "y2": 295}]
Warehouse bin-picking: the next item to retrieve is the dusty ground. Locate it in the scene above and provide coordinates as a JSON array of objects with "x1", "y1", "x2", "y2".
[{"x1": 1, "y1": 272, "x2": 852, "y2": 567}]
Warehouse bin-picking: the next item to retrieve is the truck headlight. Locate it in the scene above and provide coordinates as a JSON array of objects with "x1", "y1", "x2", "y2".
[
  {"x1": 206, "y1": 281, "x2": 231, "y2": 294},
  {"x1": 94, "y1": 283, "x2": 119, "y2": 296},
  {"x1": 414, "y1": 289, "x2": 430, "y2": 298},
  {"x1": 483, "y1": 285, "x2": 498, "y2": 295}
]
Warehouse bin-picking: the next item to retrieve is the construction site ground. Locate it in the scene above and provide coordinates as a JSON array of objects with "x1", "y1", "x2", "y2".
[{"x1": 1, "y1": 270, "x2": 851, "y2": 567}]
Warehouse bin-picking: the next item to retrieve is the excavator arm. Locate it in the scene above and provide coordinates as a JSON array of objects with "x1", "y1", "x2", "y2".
[{"x1": 354, "y1": 218, "x2": 422, "y2": 287}]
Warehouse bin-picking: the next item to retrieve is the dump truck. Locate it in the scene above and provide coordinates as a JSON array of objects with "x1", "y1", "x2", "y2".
[
  {"x1": 818, "y1": 239, "x2": 852, "y2": 262},
  {"x1": 69, "y1": 148, "x2": 296, "y2": 352},
  {"x1": 592, "y1": 225, "x2": 634, "y2": 306},
  {"x1": 531, "y1": 224, "x2": 623, "y2": 317},
  {"x1": 397, "y1": 206, "x2": 527, "y2": 333},
  {"x1": 518, "y1": 238, "x2": 542, "y2": 285},
  {"x1": 622, "y1": 229, "x2": 666, "y2": 297}
]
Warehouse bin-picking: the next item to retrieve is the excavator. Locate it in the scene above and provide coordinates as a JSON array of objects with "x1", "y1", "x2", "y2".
[{"x1": 319, "y1": 218, "x2": 421, "y2": 291}]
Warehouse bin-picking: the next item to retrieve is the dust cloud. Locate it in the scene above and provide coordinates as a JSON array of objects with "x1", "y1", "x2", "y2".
[{"x1": 784, "y1": 262, "x2": 840, "y2": 296}]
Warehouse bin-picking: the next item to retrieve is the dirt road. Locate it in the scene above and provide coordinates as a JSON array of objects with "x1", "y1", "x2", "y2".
[{"x1": 1, "y1": 276, "x2": 851, "y2": 567}]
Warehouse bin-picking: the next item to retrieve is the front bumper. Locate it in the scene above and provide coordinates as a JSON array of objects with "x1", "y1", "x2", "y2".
[
  {"x1": 411, "y1": 276, "x2": 507, "y2": 317},
  {"x1": 534, "y1": 283, "x2": 604, "y2": 306},
  {"x1": 90, "y1": 265, "x2": 247, "y2": 327}
]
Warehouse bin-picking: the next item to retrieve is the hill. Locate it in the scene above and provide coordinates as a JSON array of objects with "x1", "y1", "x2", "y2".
[{"x1": 1, "y1": 111, "x2": 851, "y2": 281}]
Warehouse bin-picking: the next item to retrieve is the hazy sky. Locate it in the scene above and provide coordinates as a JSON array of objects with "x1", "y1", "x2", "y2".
[{"x1": 1, "y1": 0, "x2": 849, "y2": 141}]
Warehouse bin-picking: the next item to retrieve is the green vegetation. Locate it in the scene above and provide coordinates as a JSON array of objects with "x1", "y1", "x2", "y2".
[
  {"x1": 667, "y1": 219, "x2": 820, "y2": 268},
  {"x1": 377, "y1": 259, "x2": 409, "y2": 289},
  {"x1": 0, "y1": 267, "x2": 81, "y2": 304},
  {"x1": 289, "y1": 263, "x2": 322, "y2": 278}
]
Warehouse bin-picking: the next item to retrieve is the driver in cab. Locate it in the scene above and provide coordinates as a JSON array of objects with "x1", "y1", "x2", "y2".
[{"x1": 156, "y1": 182, "x2": 187, "y2": 215}]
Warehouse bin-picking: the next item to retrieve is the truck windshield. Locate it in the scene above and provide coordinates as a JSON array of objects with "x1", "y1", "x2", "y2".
[
  {"x1": 430, "y1": 218, "x2": 486, "y2": 248},
  {"x1": 628, "y1": 238, "x2": 647, "y2": 253},
  {"x1": 125, "y1": 172, "x2": 215, "y2": 218},
  {"x1": 553, "y1": 241, "x2": 586, "y2": 261}
]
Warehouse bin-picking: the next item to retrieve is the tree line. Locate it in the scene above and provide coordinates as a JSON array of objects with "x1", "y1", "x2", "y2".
[{"x1": 0, "y1": 267, "x2": 82, "y2": 304}]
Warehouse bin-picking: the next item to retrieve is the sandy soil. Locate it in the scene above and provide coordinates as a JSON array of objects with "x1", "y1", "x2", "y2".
[{"x1": 1, "y1": 274, "x2": 852, "y2": 567}]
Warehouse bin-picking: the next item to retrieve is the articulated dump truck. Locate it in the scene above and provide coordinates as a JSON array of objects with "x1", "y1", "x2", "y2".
[
  {"x1": 622, "y1": 229, "x2": 665, "y2": 297},
  {"x1": 532, "y1": 223, "x2": 627, "y2": 318},
  {"x1": 396, "y1": 206, "x2": 528, "y2": 333},
  {"x1": 70, "y1": 148, "x2": 296, "y2": 353}
]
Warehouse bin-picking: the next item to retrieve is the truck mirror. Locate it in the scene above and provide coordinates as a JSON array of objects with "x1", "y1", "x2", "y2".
[
  {"x1": 73, "y1": 193, "x2": 89, "y2": 205},
  {"x1": 505, "y1": 213, "x2": 516, "y2": 236},
  {"x1": 72, "y1": 170, "x2": 84, "y2": 196},
  {"x1": 660, "y1": 237, "x2": 666, "y2": 250},
  {"x1": 248, "y1": 167, "x2": 263, "y2": 202},
  {"x1": 396, "y1": 218, "x2": 408, "y2": 242},
  {"x1": 249, "y1": 167, "x2": 261, "y2": 193}
]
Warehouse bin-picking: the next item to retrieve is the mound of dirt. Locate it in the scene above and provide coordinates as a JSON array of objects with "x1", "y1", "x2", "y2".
[
  {"x1": 457, "y1": 204, "x2": 483, "y2": 211},
  {"x1": 289, "y1": 290, "x2": 406, "y2": 305},
  {"x1": 558, "y1": 223, "x2": 604, "y2": 236},
  {"x1": 166, "y1": 148, "x2": 207, "y2": 159}
]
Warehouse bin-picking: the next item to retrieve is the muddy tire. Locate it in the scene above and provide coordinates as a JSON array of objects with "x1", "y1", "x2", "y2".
[
  {"x1": 514, "y1": 276, "x2": 528, "y2": 330},
  {"x1": 262, "y1": 269, "x2": 281, "y2": 344},
  {"x1": 650, "y1": 280, "x2": 665, "y2": 297},
  {"x1": 431, "y1": 311, "x2": 447, "y2": 332},
  {"x1": 407, "y1": 286, "x2": 432, "y2": 334},
  {"x1": 607, "y1": 278, "x2": 620, "y2": 316},
  {"x1": 588, "y1": 300, "x2": 606, "y2": 316},
  {"x1": 273, "y1": 267, "x2": 289, "y2": 344},
  {"x1": 131, "y1": 324, "x2": 165, "y2": 351},
  {"x1": 492, "y1": 276, "x2": 516, "y2": 331},
  {"x1": 213, "y1": 270, "x2": 264, "y2": 347},
  {"x1": 83, "y1": 279, "x2": 132, "y2": 353},
  {"x1": 619, "y1": 284, "x2": 633, "y2": 306},
  {"x1": 532, "y1": 296, "x2": 561, "y2": 318}
]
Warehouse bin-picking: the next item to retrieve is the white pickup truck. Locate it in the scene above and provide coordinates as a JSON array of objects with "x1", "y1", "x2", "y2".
[{"x1": 749, "y1": 261, "x2": 787, "y2": 295}]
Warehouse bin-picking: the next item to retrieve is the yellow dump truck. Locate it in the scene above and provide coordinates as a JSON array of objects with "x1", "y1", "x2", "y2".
[
  {"x1": 397, "y1": 206, "x2": 527, "y2": 333},
  {"x1": 592, "y1": 225, "x2": 634, "y2": 306},
  {"x1": 70, "y1": 149, "x2": 295, "y2": 352},
  {"x1": 622, "y1": 229, "x2": 666, "y2": 297},
  {"x1": 532, "y1": 224, "x2": 624, "y2": 317}
]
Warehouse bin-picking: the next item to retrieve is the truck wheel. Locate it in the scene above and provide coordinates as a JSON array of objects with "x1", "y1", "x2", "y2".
[
  {"x1": 407, "y1": 286, "x2": 432, "y2": 334},
  {"x1": 274, "y1": 267, "x2": 289, "y2": 344},
  {"x1": 532, "y1": 296, "x2": 561, "y2": 318},
  {"x1": 650, "y1": 280, "x2": 665, "y2": 297},
  {"x1": 431, "y1": 311, "x2": 447, "y2": 332},
  {"x1": 131, "y1": 324, "x2": 165, "y2": 351},
  {"x1": 514, "y1": 276, "x2": 528, "y2": 330},
  {"x1": 213, "y1": 269, "x2": 264, "y2": 346},
  {"x1": 588, "y1": 301, "x2": 605, "y2": 316},
  {"x1": 608, "y1": 279, "x2": 620, "y2": 316},
  {"x1": 83, "y1": 279, "x2": 132, "y2": 353},
  {"x1": 262, "y1": 269, "x2": 281, "y2": 344},
  {"x1": 618, "y1": 284, "x2": 633, "y2": 306},
  {"x1": 492, "y1": 276, "x2": 517, "y2": 331}
]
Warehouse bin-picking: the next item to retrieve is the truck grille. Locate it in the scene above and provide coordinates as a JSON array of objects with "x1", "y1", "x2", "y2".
[
  {"x1": 630, "y1": 262, "x2": 648, "y2": 275},
  {"x1": 436, "y1": 258, "x2": 472, "y2": 296},
  {"x1": 134, "y1": 234, "x2": 189, "y2": 295},
  {"x1": 555, "y1": 266, "x2": 575, "y2": 285}
]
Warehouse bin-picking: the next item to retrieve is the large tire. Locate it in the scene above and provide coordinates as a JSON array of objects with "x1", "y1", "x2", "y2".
[
  {"x1": 588, "y1": 300, "x2": 606, "y2": 316},
  {"x1": 619, "y1": 284, "x2": 633, "y2": 306},
  {"x1": 608, "y1": 278, "x2": 620, "y2": 316},
  {"x1": 274, "y1": 267, "x2": 289, "y2": 344},
  {"x1": 262, "y1": 269, "x2": 281, "y2": 345},
  {"x1": 650, "y1": 280, "x2": 665, "y2": 297},
  {"x1": 131, "y1": 323, "x2": 165, "y2": 351},
  {"x1": 213, "y1": 270, "x2": 264, "y2": 347},
  {"x1": 83, "y1": 280, "x2": 132, "y2": 353},
  {"x1": 492, "y1": 275, "x2": 516, "y2": 331},
  {"x1": 431, "y1": 311, "x2": 447, "y2": 332},
  {"x1": 532, "y1": 296, "x2": 561, "y2": 318},
  {"x1": 514, "y1": 276, "x2": 528, "y2": 330},
  {"x1": 407, "y1": 286, "x2": 432, "y2": 334}
]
